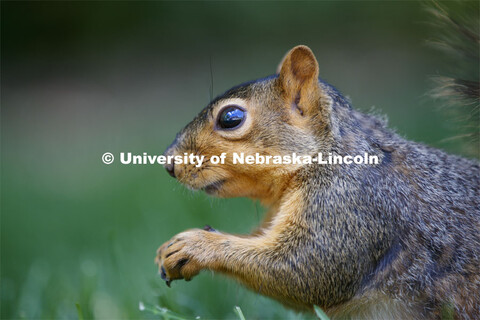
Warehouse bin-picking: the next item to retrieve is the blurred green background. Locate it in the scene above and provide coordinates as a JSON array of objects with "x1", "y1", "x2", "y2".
[{"x1": 2, "y1": 1, "x2": 478, "y2": 319}]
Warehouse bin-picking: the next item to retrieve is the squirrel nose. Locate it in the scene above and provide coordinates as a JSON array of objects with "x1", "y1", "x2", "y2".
[
  {"x1": 164, "y1": 135, "x2": 180, "y2": 178},
  {"x1": 163, "y1": 141, "x2": 177, "y2": 178},
  {"x1": 165, "y1": 162, "x2": 176, "y2": 178}
]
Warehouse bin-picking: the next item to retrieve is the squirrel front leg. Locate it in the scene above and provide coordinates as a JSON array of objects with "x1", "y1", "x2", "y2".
[{"x1": 155, "y1": 226, "x2": 311, "y2": 309}]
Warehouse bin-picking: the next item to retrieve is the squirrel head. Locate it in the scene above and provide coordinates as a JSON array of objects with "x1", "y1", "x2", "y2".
[{"x1": 164, "y1": 45, "x2": 333, "y2": 204}]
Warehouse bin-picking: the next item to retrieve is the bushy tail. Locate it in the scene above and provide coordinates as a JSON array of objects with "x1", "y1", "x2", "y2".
[{"x1": 427, "y1": 1, "x2": 479, "y2": 158}]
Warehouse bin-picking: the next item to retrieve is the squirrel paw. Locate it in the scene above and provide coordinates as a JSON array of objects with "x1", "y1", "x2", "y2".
[{"x1": 155, "y1": 229, "x2": 211, "y2": 286}]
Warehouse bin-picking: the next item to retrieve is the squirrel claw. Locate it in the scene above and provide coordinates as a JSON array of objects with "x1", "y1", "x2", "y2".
[{"x1": 160, "y1": 265, "x2": 172, "y2": 287}]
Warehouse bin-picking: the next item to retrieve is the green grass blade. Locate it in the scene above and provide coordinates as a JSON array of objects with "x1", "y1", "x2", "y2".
[
  {"x1": 314, "y1": 305, "x2": 330, "y2": 320},
  {"x1": 139, "y1": 301, "x2": 191, "y2": 320},
  {"x1": 233, "y1": 306, "x2": 246, "y2": 320},
  {"x1": 75, "y1": 303, "x2": 84, "y2": 320}
]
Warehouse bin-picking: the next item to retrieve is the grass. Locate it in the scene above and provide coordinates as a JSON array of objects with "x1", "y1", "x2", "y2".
[
  {"x1": 138, "y1": 303, "x2": 249, "y2": 320},
  {"x1": 139, "y1": 302, "x2": 195, "y2": 320},
  {"x1": 139, "y1": 303, "x2": 329, "y2": 320},
  {"x1": 313, "y1": 306, "x2": 330, "y2": 320}
]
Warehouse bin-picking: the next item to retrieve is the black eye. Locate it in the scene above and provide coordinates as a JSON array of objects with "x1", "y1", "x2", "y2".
[{"x1": 217, "y1": 105, "x2": 246, "y2": 129}]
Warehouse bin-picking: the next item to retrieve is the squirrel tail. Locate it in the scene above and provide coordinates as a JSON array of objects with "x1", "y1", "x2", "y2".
[{"x1": 427, "y1": 1, "x2": 479, "y2": 157}]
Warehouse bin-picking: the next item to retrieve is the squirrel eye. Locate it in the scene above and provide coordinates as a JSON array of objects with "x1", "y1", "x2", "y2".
[{"x1": 217, "y1": 105, "x2": 245, "y2": 129}]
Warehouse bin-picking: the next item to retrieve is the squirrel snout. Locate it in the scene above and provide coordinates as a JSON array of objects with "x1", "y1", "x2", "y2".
[
  {"x1": 163, "y1": 141, "x2": 177, "y2": 178},
  {"x1": 165, "y1": 162, "x2": 176, "y2": 178}
]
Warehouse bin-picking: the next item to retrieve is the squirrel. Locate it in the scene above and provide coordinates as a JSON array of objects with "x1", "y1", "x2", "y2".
[{"x1": 155, "y1": 8, "x2": 480, "y2": 320}]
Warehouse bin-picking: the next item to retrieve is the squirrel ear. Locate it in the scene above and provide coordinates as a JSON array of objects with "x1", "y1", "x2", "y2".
[{"x1": 277, "y1": 45, "x2": 320, "y2": 114}]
